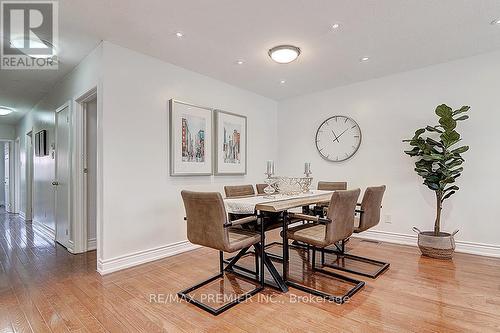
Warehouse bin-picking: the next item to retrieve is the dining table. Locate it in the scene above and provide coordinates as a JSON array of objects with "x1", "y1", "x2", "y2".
[{"x1": 223, "y1": 190, "x2": 334, "y2": 292}]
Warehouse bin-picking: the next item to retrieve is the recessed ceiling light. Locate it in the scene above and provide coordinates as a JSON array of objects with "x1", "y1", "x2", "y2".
[
  {"x1": 280, "y1": 79, "x2": 286, "y2": 84},
  {"x1": 332, "y1": 23, "x2": 340, "y2": 30},
  {"x1": 175, "y1": 32, "x2": 184, "y2": 38},
  {"x1": 491, "y1": 18, "x2": 500, "y2": 25},
  {"x1": 236, "y1": 59, "x2": 244, "y2": 65},
  {"x1": 268, "y1": 45, "x2": 301, "y2": 64},
  {"x1": 0, "y1": 106, "x2": 15, "y2": 116},
  {"x1": 360, "y1": 56, "x2": 370, "y2": 62}
]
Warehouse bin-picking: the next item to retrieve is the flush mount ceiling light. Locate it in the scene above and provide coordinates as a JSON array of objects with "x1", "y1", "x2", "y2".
[
  {"x1": 236, "y1": 59, "x2": 245, "y2": 65},
  {"x1": 268, "y1": 45, "x2": 301, "y2": 64},
  {"x1": 331, "y1": 23, "x2": 340, "y2": 30},
  {"x1": 175, "y1": 31, "x2": 184, "y2": 38},
  {"x1": 280, "y1": 79, "x2": 286, "y2": 84},
  {"x1": 360, "y1": 56, "x2": 370, "y2": 62},
  {"x1": 491, "y1": 18, "x2": 500, "y2": 25},
  {"x1": 0, "y1": 106, "x2": 15, "y2": 116}
]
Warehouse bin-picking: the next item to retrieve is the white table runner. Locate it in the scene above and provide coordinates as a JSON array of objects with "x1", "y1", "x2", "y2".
[{"x1": 224, "y1": 190, "x2": 333, "y2": 214}]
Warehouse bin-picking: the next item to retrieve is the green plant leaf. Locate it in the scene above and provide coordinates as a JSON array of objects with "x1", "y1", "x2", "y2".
[
  {"x1": 442, "y1": 191, "x2": 456, "y2": 201},
  {"x1": 426, "y1": 126, "x2": 444, "y2": 133},
  {"x1": 435, "y1": 104, "x2": 453, "y2": 118},
  {"x1": 439, "y1": 116, "x2": 457, "y2": 131},
  {"x1": 424, "y1": 181, "x2": 440, "y2": 191},
  {"x1": 425, "y1": 137, "x2": 443, "y2": 147},
  {"x1": 455, "y1": 115, "x2": 469, "y2": 121},
  {"x1": 450, "y1": 146, "x2": 469, "y2": 154},
  {"x1": 444, "y1": 185, "x2": 459, "y2": 192},
  {"x1": 440, "y1": 131, "x2": 460, "y2": 147},
  {"x1": 452, "y1": 105, "x2": 470, "y2": 116}
]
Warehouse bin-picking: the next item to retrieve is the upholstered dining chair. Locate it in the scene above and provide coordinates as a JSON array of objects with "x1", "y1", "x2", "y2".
[
  {"x1": 323, "y1": 185, "x2": 389, "y2": 279},
  {"x1": 314, "y1": 181, "x2": 348, "y2": 216},
  {"x1": 285, "y1": 189, "x2": 365, "y2": 303},
  {"x1": 224, "y1": 185, "x2": 257, "y2": 225},
  {"x1": 255, "y1": 183, "x2": 266, "y2": 195},
  {"x1": 318, "y1": 181, "x2": 348, "y2": 191},
  {"x1": 224, "y1": 184, "x2": 255, "y2": 198},
  {"x1": 178, "y1": 191, "x2": 264, "y2": 315}
]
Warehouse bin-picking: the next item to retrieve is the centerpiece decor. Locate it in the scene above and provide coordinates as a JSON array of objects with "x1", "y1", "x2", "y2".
[{"x1": 403, "y1": 104, "x2": 469, "y2": 259}]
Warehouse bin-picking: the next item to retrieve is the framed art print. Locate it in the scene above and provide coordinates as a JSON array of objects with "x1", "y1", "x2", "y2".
[
  {"x1": 169, "y1": 99, "x2": 213, "y2": 176},
  {"x1": 214, "y1": 110, "x2": 247, "y2": 175}
]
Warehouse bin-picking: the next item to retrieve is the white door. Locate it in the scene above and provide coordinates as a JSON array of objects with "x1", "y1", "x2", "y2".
[
  {"x1": 55, "y1": 106, "x2": 71, "y2": 247},
  {"x1": 4, "y1": 143, "x2": 10, "y2": 212}
]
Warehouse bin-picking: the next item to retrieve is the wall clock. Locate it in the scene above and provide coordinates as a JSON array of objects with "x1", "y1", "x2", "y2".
[{"x1": 315, "y1": 116, "x2": 362, "y2": 162}]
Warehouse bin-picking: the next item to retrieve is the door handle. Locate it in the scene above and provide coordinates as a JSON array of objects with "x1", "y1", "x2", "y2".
[{"x1": 52, "y1": 181, "x2": 59, "y2": 186}]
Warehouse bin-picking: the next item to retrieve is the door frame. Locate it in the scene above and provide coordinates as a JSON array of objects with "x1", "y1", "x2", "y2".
[
  {"x1": 73, "y1": 85, "x2": 102, "y2": 263},
  {"x1": 54, "y1": 101, "x2": 72, "y2": 249},
  {"x1": 14, "y1": 137, "x2": 20, "y2": 214},
  {"x1": 24, "y1": 131, "x2": 34, "y2": 221}
]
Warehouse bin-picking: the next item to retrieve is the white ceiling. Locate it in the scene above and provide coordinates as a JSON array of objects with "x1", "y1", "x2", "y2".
[{"x1": 2, "y1": 0, "x2": 500, "y2": 124}]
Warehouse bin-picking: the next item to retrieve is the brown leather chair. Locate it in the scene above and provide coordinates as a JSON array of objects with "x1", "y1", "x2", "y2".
[
  {"x1": 314, "y1": 181, "x2": 348, "y2": 216},
  {"x1": 178, "y1": 191, "x2": 264, "y2": 315},
  {"x1": 317, "y1": 181, "x2": 347, "y2": 191},
  {"x1": 255, "y1": 183, "x2": 267, "y2": 195},
  {"x1": 285, "y1": 189, "x2": 365, "y2": 303},
  {"x1": 224, "y1": 184, "x2": 255, "y2": 198},
  {"x1": 224, "y1": 185, "x2": 257, "y2": 225},
  {"x1": 324, "y1": 185, "x2": 389, "y2": 279}
]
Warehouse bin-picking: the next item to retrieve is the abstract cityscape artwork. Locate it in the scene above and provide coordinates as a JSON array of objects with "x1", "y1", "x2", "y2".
[
  {"x1": 215, "y1": 110, "x2": 247, "y2": 175},
  {"x1": 181, "y1": 115, "x2": 206, "y2": 162},
  {"x1": 170, "y1": 100, "x2": 213, "y2": 176},
  {"x1": 222, "y1": 121, "x2": 241, "y2": 164}
]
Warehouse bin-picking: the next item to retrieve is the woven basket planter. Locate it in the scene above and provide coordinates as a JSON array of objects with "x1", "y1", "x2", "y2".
[{"x1": 412, "y1": 227, "x2": 459, "y2": 260}]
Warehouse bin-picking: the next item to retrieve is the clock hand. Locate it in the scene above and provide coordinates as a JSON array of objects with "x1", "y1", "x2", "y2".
[
  {"x1": 336, "y1": 128, "x2": 350, "y2": 140},
  {"x1": 331, "y1": 130, "x2": 340, "y2": 143}
]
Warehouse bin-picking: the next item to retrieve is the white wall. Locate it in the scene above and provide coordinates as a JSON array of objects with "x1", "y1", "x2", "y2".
[
  {"x1": 0, "y1": 142, "x2": 4, "y2": 206},
  {"x1": 99, "y1": 42, "x2": 278, "y2": 272},
  {"x1": 278, "y1": 50, "x2": 500, "y2": 253},
  {"x1": 16, "y1": 43, "x2": 102, "y2": 239},
  {"x1": 0, "y1": 124, "x2": 15, "y2": 140}
]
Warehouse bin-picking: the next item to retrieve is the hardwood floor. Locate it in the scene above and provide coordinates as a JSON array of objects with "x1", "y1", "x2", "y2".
[{"x1": 1, "y1": 209, "x2": 500, "y2": 332}]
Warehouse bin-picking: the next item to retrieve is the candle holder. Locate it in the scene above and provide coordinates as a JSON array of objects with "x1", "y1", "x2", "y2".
[{"x1": 263, "y1": 174, "x2": 276, "y2": 198}]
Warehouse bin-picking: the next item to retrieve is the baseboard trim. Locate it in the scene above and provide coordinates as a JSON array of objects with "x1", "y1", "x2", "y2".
[
  {"x1": 87, "y1": 238, "x2": 97, "y2": 251},
  {"x1": 97, "y1": 240, "x2": 200, "y2": 275},
  {"x1": 19, "y1": 211, "x2": 26, "y2": 220},
  {"x1": 355, "y1": 230, "x2": 500, "y2": 258},
  {"x1": 32, "y1": 220, "x2": 55, "y2": 241}
]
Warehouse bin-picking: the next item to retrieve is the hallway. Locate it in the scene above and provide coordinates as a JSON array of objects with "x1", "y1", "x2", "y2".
[{"x1": 0, "y1": 209, "x2": 97, "y2": 332}]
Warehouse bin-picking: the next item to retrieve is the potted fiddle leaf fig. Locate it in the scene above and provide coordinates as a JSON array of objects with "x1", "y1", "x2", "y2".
[{"x1": 403, "y1": 104, "x2": 469, "y2": 259}]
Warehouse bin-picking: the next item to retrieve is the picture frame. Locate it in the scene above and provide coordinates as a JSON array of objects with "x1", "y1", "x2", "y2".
[
  {"x1": 39, "y1": 129, "x2": 48, "y2": 156},
  {"x1": 169, "y1": 99, "x2": 213, "y2": 176},
  {"x1": 34, "y1": 132, "x2": 41, "y2": 157},
  {"x1": 214, "y1": 110, "x2": 247, "y2": 175}
]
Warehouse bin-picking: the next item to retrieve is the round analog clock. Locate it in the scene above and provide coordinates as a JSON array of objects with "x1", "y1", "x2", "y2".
[{"x1": 315, "y1": 116, "x2": 362, "y2": 162}]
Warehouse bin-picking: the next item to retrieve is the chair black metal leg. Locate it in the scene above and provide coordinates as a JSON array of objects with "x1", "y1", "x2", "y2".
[
  {"x1": 282, "y1": 211, "x2": 289, "y2": 282},
  {"x1": 225, "y1": 247, "x2": 250, "y2": 271},
  {"x1": 219, "y1": 251, "x2": 224, "y2": 273},
  {"x1": 260, "y1": 222, "x2": 265, "y2": 286},
  {"x1": 311, "y1": 247, "x2": 316, "y2": 270},
  {"x1": 178, "y1": 242, "x2": 265, "y2": 316},
  {"x1": 286, "y1": 246, "x2": 365, "y2": 304},
  {"x1": 322, "y1": 240, "x2": 390, "y2": 279}
]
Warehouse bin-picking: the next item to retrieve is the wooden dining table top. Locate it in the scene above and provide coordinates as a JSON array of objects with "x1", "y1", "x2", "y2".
[{"x1": 224, "y1": 190, "x2": 334, "y2": 213}]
